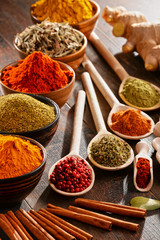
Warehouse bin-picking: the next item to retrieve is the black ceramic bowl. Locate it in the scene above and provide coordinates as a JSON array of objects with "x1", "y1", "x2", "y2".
[
  {"x1": 0, "y1": 135, "x2": 46, "y2": 205},
  {"x1": 0, "y1": 94, "x2": 60, "y2": 146}
]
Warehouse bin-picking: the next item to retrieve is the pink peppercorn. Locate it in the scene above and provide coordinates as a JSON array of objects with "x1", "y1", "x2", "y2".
[{"x1": 50, "y1": 156, "x2": 92, "y2": 193}]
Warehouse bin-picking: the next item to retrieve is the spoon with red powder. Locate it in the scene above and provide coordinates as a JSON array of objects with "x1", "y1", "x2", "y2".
[
  {"x1": 48, "y1": 90, "x2": 95, "y2": 196},
  {"x1": 133, "y1": 141, "x2": 153, "y2": 192},
  {"x1": 82, "y1": 55, "x2": 155, "y2": 140}
]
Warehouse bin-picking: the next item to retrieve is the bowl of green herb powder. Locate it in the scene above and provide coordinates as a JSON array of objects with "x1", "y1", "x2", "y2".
[{"x1": 0, "y1": 94, "x2": 60, "y2": 146}]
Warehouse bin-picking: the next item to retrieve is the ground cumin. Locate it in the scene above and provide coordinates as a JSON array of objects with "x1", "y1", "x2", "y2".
[
  {"x1": 0, "y1": 135, "x2": 43, "y2": 179},
  {"x1": 0, "y1": 94, "x2": 56, "y2": 133},
  {"x1": 110, "y1": 108, "x2": 151, "y2": 136}
]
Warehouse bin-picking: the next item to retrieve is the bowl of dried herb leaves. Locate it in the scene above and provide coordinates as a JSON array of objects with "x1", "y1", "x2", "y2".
[{"x1": 14, "y1": 20, "x2": 87, "y2": 70}]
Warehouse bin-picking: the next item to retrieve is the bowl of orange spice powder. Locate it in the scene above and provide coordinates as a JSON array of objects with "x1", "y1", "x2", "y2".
[
  {"x1": 30, "y1": 0, "x2": 100, "y2": 38},
  {"x1": 0, "y1": 134, "x2": 46, "y2": 205},
  {"x1": 0, "y1": 51, "x2": 75, "y2": 108}
]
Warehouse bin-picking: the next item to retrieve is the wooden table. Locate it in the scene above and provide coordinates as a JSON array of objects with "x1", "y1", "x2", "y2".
[{"x1": 1, "y1": 0, "x2": 160, "y2": 239}]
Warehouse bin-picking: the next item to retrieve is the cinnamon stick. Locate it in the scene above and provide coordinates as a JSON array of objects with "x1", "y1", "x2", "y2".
[
  {"x1": 46, "y1": 205, "x2": 112, "y2": 231},
  {"x1": 5, "y1": 213, "x2": 30, "y2": 240},
  {"x1": 0, "y1": 214, "x2": 22, "y2": 240},
  {"x1": 15, "y1": 210, "x2": 54, "y2": 240},
  {"x1": 28, "y1": 212, "x2": 63, "y2": 240},
  {"x1": 78, "y1": 198, "x2": 146, "y2": 213},
  {"x1": 39, "y1": 209, "x2": 92, "y2": 240},
  {"x1": 68, "y1": 205, "x2": 139, "y2": 232},
  {"x1": 6, "y1": 211, "x2": 33, "y2": 240},
  {"x1": 0, "y1": 216, "x2": 19, "y2": 240},
  {"x1": 74, "y1": 198, "x2": 146, "y2": 218},
  {"x1": 29, "y1": 210, "x2": 75, "y2": 240}
]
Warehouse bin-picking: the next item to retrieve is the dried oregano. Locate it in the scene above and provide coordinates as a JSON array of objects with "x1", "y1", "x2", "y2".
[{"x1": 90, "y1": 135, "x2": 131, "y2": 167}]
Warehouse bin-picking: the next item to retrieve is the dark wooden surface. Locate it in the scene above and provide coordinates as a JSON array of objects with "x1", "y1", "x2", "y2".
[{"x1": 1, "y1": 0, "x2": 160, "y2": 239}]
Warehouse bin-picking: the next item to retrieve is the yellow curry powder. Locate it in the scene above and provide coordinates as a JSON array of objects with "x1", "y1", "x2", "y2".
[
  {"x1": 0, "y1": 135, "x2": 43, "y2": 179},
  {"x1": 32, "y1": 0, "x2": 93, "y2": 24}
]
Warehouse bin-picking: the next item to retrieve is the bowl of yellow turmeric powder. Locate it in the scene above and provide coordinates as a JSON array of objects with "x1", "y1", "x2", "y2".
[
  {"x1": 30, "y1": 0, "x2": 100, "y2": 38},
  {"x1": 0, "y1": 134, "x2": 46, "y2": 205}
]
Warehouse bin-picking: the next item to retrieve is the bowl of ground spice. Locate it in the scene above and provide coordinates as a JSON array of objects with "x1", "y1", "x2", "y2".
[
  {"x1": 0, "y1": 134, "x2": 46, "y2": 205},
  {"x1": 30, "y1": 0, "x2": 100, "y2": 38},
  {"x1": 14, "y1": 21, "x2": 87, "y2": 70},
  {"x1": 0, "y1": 94, "x2": 60, "y2": 146},
  {"x1": 0, "y1": 51, "x2": 75, "y2": 108}
]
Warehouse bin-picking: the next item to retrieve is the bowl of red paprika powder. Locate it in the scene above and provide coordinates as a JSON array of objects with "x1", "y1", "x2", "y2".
[
  {"x1": 0, "y1": 52, "x2": 75, "y2": 108},
  {"x1": 0, "y1": 134, "x2": 46, "y2": 205}
]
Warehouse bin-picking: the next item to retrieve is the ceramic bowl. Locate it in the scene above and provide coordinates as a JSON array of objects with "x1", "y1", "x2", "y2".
[
  {"x1": 0, "y1": 94, "x2": 60, "y2": 146},
  {"x1": 13, "y1": 30, "x2": 87, "y2": 70},
  {"x1": 0, "y1": 135, "x2": 46, "y2": 205},
  {"x1": 0, "y1": 61, "x2": 75, "y2": 108},
  {"x1": 30, "y1": 0, "x2": 100, "y2": 38}
]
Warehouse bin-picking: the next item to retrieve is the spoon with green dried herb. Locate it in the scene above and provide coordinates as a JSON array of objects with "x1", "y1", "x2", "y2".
[
  {"x1": 88, "y1": 32, "x2": 160, "y2": 111},
  {"x1": 82, "y1": 55, "x2": 155, "y2": 140},
  {"x1": 81, "y1": 72, "x2": 134, "y2": 170}
]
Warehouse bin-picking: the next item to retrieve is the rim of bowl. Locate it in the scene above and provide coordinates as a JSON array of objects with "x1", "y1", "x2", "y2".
[
  {"x1": 30, "y1": 0, "x2": 100, "y2": 28},
  {"x1": 0, "y1": 134, "x2": 46, "y2": 182},
  {"x1": 13, "y1": 29, "x2": 87, "y2": 61},
  {"x1": 0, "y1": 93, "x2": 60, "y2": 135},
  {"x1": 72, "y1": 0, "x2": 100, "y2": 28},
  {"x1": 0, "y1": 60, "x2": 75, "y2": 95}
]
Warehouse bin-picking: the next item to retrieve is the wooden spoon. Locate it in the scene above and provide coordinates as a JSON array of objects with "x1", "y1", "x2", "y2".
[
  {"x1": 153, "y1": 117, "x2": 160, "y2": 137},
  {"x1": 48, "y1": 90, "x2": 95, "y2": 196},
  {"x1": 152, "y1": 137, "x2": 160, "y2": 164},
  {"x1": 134, "y1": 141, "x2": 153, "y2": 192},
  {"x1": 81, "y1": 72, "x2": 134, "y2": 171},
  {"x1": 82, "y1": 55, "x2": 155, "y2": 140},
  {"x1": 88, "y1": 32, "x2": 160, "y2": 111}
]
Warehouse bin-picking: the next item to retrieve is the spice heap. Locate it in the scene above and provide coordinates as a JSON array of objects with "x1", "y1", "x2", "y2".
[
  {"x1": 111, "y1": 108, "x2": 151, "y2": 136},
  {"x1": 0, "y1": 135, "x2": 43, "y2": 179},
  {"x1": 31, "y1": 0, "x2": 93, "y2": 24},
  {"x1": 121, "y1": 78, "x2": 160, "y2": 108},
  {"x1": 15, "y1": 21, "x2": 84, "y2": 58},
  {"x1": 1, "y1": 51, "x2": 73, "y2": 93},
  {"x1": 136, "y1": 157, "x2": 151, "y2": 189},
  {"x1": 0, "y1": 94, "x2": 56, "y2": 132},
  {"x1": 90, "y1": 135, "x2": 131, "y2": 167},
  {"x1": 50, "y1": 156, "x2": 92, "y2": 193}
]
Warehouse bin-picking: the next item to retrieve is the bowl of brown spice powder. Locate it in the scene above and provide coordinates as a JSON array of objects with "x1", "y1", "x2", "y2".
[{"x1": 0, "y1": 94, "x2": 60, "y2": 146}]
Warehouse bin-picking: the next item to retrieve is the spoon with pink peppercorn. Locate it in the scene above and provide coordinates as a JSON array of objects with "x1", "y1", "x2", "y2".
[{"x1": 48, "y1": 90, "x2": 95, "y2": 196}]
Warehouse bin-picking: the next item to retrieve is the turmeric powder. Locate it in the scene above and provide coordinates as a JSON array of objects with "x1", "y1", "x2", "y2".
[
  {"x1": 31, "y1": 0, "x2": 93, "y2": 24},
  {"x1": 0, "y1": 135, "x2": 43, "y2": 179}
]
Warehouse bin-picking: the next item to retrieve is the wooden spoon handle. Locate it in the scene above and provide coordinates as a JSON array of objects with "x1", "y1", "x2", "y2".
[
  {"x1": 82, "y1": 54, "x2": 119, "y2": 108},
  {"x1": 135, "y1": 141, "x2": 150, "y2": 155},
  {"x1": 70, "y1": 90, "x2": 86, "y2": 154},
  {"x1": 81, "y1": 72, "x2": 107, "y2": 133},
  {"x1": 89, "y1": 32, "x2": 129, "y2": 82}
]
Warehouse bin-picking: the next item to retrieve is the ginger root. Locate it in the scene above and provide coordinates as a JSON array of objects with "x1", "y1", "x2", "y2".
[{"x1": 102, "y1": 6, "x2": 160, "y2": 71}]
